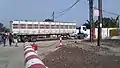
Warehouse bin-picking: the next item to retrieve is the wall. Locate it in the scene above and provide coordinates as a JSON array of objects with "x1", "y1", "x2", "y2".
[{"x1": 86, "y1": 28, "x2": 118, "y2": 39}]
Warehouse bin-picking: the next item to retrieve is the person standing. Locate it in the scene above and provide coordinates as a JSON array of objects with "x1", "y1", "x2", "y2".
[
  {"x1": 8, "y1": 33, "x2": 13, "y2": 46},
  {"x1": 31, "y1": 42, "x2": 38, "y2": 53},
  {"x1": 2, "y1": 33, "x2": 7, "y2": 47}
]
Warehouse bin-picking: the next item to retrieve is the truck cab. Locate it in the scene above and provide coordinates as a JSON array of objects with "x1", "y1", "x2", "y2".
[
  {"x1": 74, "y1": 26, "x2": 88, "y2": 39},
  {"x1": 79, "y1": 26, "x2": 87, "y2": 34}
]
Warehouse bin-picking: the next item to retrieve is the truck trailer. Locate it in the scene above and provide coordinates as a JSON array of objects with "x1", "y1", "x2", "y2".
[{"x1": 10, "y1": 20, "x2": 77, "y2": 42}]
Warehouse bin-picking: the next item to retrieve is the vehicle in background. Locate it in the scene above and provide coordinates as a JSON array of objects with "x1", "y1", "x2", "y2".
[
  {"x1": 10, "y1": 20, "x2": 76, "y2": 42},
  {"x1": 78, "y1": 26, "x2": 88, "y2": 39},
  {"x1": 72, "y1": 26, "x2": 88, "y2": 39}
]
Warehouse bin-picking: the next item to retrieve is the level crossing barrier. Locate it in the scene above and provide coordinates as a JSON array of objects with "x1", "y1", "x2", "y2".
[{"x1": 24, "y1": 42, "x2": 47, "y2": 68}]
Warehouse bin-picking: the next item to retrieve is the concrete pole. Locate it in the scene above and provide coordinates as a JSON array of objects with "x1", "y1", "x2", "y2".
[
  {"x1": 89, "y1": 0, "x2": 94, "y2": 42},
  {"x1": 97, "y1": 0, "x2": 102, "y2": 46}
]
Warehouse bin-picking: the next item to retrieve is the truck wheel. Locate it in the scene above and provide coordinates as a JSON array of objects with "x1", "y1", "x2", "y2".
[
  {"x1": 77, "y1": 33, "x2": 84, "y2": 39},
  {"x1": 18, "y1": 37, "x2": 21, "y2": 42},
  {"x1": 22, "y1": 36, "x2": 28, "y2": 42},
  {"x1": 31, "y1": 36, "x2": 37, "y2": 42},
  {"x1": 80, "y1": 34, "x2": 84, "y2": 39}
]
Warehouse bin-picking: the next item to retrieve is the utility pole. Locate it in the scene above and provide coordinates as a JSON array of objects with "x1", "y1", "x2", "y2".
[
  {"x1": 118, "y1": 15, "x2": 120, "y2": 28},
  {"x1": 52, "y1": 11, "x2": 55, "y2": 22},
  {"x1": 97, "y1": 0, "x2": 102, "y2": 46},
  {"x1": 89, "y1": 0, "x2": 94, "y2": 42}
]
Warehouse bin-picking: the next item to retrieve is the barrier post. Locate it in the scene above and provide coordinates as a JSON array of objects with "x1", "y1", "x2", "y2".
[{"x1": 59, "y1": 36, "x2": 62, "y2": 48}]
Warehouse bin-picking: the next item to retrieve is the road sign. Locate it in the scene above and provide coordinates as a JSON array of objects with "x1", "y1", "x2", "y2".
[{"x1": 100, "y1": 23, "x2": 102, "y2": 27}]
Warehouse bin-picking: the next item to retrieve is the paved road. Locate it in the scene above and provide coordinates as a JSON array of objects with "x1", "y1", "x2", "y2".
[
  {"x1": 0, "y1": 46, "x2": 24, "y2": 68},
  {"x1": 0, "y1": 40, "x2": 60, "y2": 68}
]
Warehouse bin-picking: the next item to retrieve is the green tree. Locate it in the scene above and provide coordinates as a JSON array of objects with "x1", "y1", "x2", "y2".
[
  {"x1": 95, "y1": 17, "x2": 119, "y2": 28},
  {"x1": 84, "y1": 17, "x2": 119, "y2": 28},
  {"x1": 44, "y1": 19, "x2": 54, "y2": 22},
  {"x1": 82, "y1": 22, "x2": 90, "y2": 29},
  {"x1": 0, "y1": 23, "x2": 10, "y2": 32},
  {"x1": 83, "y1": 16, "x2": 119, "y2": 29},
  {"x1": 0, "y1": 23, "x2": 4, "y2": 32}
]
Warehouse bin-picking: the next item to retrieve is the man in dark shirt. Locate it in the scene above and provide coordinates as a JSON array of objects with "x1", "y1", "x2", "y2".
[
  {"x1": 8, "y1": 33, "x2": 13, "y2": 46},
  {"x1": 2, "y1": 33, "x2": 7, "y2": 47}
]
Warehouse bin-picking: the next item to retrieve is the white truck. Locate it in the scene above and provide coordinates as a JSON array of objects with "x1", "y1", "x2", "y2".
[
  {"x1": 10, "y1": 20, "x2": 77, "y2": 42},
  {"x1": 73, "y1": 26, "x2": 88, "y2": 39}
]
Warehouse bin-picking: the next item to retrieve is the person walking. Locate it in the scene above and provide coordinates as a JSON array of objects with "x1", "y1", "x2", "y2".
[
  {"x1": 2, "y1": 33, "x2": 7, "y2": 47},
  {"x1": 13, "y1": 34, "x2": 18, "y2": 47},
  {"x1": 8, "y1": 33, "x2": 13, "y2": 46},
  {"x1": 0, "y1": 34, "x2": 2, "y2": 45}
]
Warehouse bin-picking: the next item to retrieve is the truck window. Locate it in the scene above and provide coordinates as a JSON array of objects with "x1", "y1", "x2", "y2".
[{"x1": 83, "y1": 27, "x2": 87, "y2": 31}]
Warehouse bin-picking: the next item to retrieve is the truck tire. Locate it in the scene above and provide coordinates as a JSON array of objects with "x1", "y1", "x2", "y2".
[
  {"x1": 22, "y1": 36, "x2": 28, "y2": 42},
  {"x1": 80, "y1": 34, "x2": 84, "y2": 39},
  {"x1": 18, "y1": 36, "x2": 21, "y2": 42},
  {"x1": 31, "y1": 36, "x2": 37, "y2": 42},
  {"x1": 77, "y1": 34, "x2": 84, "y2": 39}
]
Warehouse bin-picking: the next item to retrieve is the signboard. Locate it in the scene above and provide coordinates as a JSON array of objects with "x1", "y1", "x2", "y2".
[
  {"x1": 100, "y1": 23, "x2": 102, "y2": 27},
  {"x1": 94, "y1": 8, "x2": 99, "y2": 16}
]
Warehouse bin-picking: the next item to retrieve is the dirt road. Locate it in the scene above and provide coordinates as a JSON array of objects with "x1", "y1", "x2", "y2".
[{"x1": 43, "y1": 40, "x2": 120, "y2": 68}]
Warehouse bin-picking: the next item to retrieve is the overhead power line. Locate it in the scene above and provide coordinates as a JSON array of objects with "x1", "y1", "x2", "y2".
[
  {"x1": 55, "y1": 0, "x2": 81, "y2": 19},
  {"x1": 102, "y1": 9, "x2": 120, "y2": 16},
  {"x1": 59, "y1": 0, "x2": 81, "y2": 14},
  {"x1": 93, "y1": 7, "x2": 120, "y2": 16},
  {"x1": 84, "y1": 0, "x2": 120, "y2": 16},
  {"x1": 45, "y1": 13, "x2": 53, "y2": 19},
  {"x1": 55, "y1": 11, "x2": 67, "y2": 19}
]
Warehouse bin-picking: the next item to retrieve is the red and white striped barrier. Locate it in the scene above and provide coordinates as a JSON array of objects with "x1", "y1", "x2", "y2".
[
  {"x1": 24, "y1": 42, "x2": 47, "y2": 68},
  {"x1": 58, "y1": 36, "x2": 62, "y2": 48}
]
